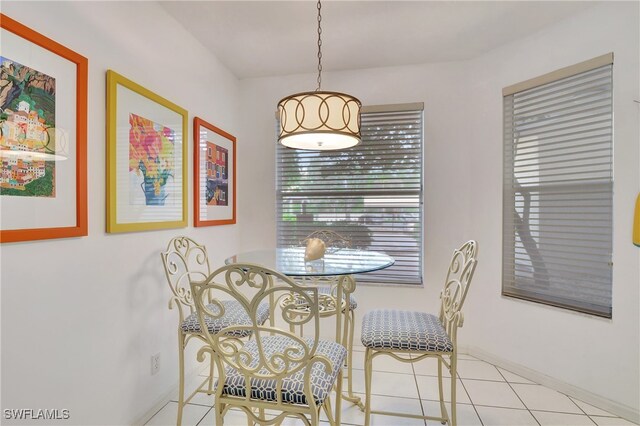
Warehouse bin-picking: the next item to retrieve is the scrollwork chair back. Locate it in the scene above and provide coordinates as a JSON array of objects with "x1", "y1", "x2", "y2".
[
  {"x1": 439, "y1": 240, "x2": 478, "y2": 338},
  {"x1": 161, "y1": 236, "x2": 211, "y2": 323},
  {"x1": 190, "y1": 263, "x2": 345, "y2": 425},
  {"x1": 302, "y1": 229, "x2": 352, "y2": 253},
  {"x1": 160, "y1": 236, "x2": 214, "y2": 426}
]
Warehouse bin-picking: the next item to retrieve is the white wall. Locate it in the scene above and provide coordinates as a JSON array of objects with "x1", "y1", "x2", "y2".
[
  {"x1": 463, "y1": 2, "x2": 640, "y2": 417},
  {"x1": 239, "y1": 1, "x2": 639, "y2": 419},
  {"x1": 1, "y1": 2, "x2": 241, "y2": 425},
  {"x1": 238, "y1": 59, "x2": 475, "y2": 328}
]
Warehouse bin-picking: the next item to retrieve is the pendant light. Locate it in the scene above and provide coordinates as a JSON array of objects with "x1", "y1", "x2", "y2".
[{"x1": 277, "y1": 0, "x2": 361, "y2": 151}]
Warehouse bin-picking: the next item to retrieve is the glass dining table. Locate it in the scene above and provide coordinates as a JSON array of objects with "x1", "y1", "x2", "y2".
[
  {"x1": 225, "y1": 247, "x2": 395, "y2": 406},
  {"x1": 225, "y1": 247, "x2": 394, "y2": 277}
]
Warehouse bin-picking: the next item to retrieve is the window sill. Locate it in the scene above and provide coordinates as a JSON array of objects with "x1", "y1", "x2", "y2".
[{"x1": 355, "y1": 280, "x2": 424, "y2": 289}]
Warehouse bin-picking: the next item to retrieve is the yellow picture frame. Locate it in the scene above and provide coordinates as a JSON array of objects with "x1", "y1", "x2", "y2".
[{"x1": 106, "y1": 70, "x2": 188, "y2": 233}]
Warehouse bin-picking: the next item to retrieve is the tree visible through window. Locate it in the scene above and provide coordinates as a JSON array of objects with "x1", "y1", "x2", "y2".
[{"x1": 502, "y1": 54, "x2": 614, "y2": 317}]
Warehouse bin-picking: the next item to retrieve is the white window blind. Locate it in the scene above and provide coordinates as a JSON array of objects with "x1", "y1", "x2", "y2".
[
  {"x1": 276, "y1": 103, "x2": 424, "y2": 285},
  {"x1": 502, "y1": 55, "x2": 613, "y2": 317}
]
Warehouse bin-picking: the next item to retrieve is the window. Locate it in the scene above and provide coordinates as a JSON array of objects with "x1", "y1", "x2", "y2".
[
  {"x1": 502, "y1": 53, "x2": 613, "y2": 317},
  {"x1": 276, "y1": 103, "x2": 424, "y2": 285}
]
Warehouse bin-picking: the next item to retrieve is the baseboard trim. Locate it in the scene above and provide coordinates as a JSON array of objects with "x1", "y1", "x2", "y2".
[
  {"x1": 460, "y1": 344, "x2": 640, "y2": 424},
  {"x1": 132, "y1": 363, "x2": 209, "y2": 426}
]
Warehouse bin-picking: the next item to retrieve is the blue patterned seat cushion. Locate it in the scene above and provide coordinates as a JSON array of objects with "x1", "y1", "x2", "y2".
[
  {"x1": 361, "y1": 310, "x2": 453, "y2": 353},
  {"x1": 181, "y1": 300, "x2": 269, "y2": 337},
  {"x1": 220, "y1": 336, "x2": 347, "y2": 405}
]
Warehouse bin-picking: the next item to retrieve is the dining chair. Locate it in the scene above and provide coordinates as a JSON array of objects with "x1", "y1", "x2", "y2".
[
  {"x1": 360, "y1": 240, "x2": 478, "y2": 426},
  {"x1": 160, "y1": 237, "x2": 270, "y2": 425},
  {"x1": 189, "y1": 263, "x2": 346, "y2": 426}
]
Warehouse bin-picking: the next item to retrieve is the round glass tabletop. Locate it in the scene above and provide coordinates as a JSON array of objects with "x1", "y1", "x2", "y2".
[{"x1": 225, "y1": 247, "x2": 395, "y2": 277}]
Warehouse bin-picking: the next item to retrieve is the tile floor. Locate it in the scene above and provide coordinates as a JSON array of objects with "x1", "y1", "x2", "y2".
[{"x1": 145, "y1": 346, "x2": 638, "y2": 426}]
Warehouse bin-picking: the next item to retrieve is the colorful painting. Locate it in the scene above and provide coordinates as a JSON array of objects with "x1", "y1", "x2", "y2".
[
  {"x1": 193, "y1": 117, "x2": 235, "y2": 227},
  {"x1": 129, "y1": 113, "x2": 175, "y2": 206},
  {"x1": 0, "y1": 56, "x2": 56, "y2": 197},
  {"x1": 205, "y1": 141, "x2": 228, "y2": 206}
]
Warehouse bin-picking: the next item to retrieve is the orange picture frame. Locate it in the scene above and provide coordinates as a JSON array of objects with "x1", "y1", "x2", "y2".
[
  {"x1": 193, "y1": 117, "x2": 236, "y2": 226},
  {"x1": 0, "y1": 14, "x2": 88, "y2": 243}
]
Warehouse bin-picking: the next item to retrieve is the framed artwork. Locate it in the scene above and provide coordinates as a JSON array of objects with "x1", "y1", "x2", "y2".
[
  {"x1": 106, "y1": 70, "x2": 187, "y2": 233},
  {"x1": 0, "y1": 14, "x2": 88, "y2": 243},
  {"x1": 194, "y1": 117, "x2": 236, "y2": 226}
]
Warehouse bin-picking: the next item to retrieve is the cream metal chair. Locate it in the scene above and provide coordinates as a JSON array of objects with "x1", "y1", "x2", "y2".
[
  {"x1": 302, "y1": 230, "x2": 353, "y2": 253},
  {"x1": 160, "y1": 237, "x2": 270, "y2": 425},
  {"x1": 297, "y1": 230, "x2": 360, "y2": 403},
  {"x1": 190, "y1": 263, "x2": 346, "y2": 426},
  {"x1": 360, "y1": 241, "x2": 478, "y2": 426}
]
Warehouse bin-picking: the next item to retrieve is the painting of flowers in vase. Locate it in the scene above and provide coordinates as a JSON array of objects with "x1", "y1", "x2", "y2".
[{"x1": 129, "y1": 113, "x2": 175, "y2": 206}]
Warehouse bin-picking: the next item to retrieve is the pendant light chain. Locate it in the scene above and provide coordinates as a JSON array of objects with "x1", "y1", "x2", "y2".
[{"x1": 316, "y1": 0, "x2": 323, "y2": 91}]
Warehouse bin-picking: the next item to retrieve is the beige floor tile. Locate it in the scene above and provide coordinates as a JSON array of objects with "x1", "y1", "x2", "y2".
[
  {"x1": 416, "y1": 376, "x2": 471, "y2": 404},
  {"x1": 497, "y1": 368, "x2": 536, "y2": 384},
  {"x1": 590, "y1": 416, "x2": 639, "y2": 426},
  {"x1": 422, "y1": 399, "x2": 482, "y2": 426},
  {"x1": 323, "y1": 392, "x2": 424, "y2": 425},
  {"x1": 185, "y1": 389, "x2": 216, "y2": 408},
  {"x1": 457, "y1": 353, "x2": 479, "y2": 361},
  {"x1": 511, "y1": 383, "x2": 581, "y2": 414},
  {"x1": 349, "y1": 369, "x2": 421, "y2": 399},
  {"x1": 571, "y1": 398, "x2": 618, "y2": 417},
  {"x1": 462, "y1": 380, "x2": 525, "y2": 409},
  {"x1": 456, "y1": 359, "x2": 504, "y2": 381},
  {"x1": 475, "y1": 406, "x2": 538, "y2": 426},
  {"x1": 368, "y1": 414, "x2": 426, "y2": 425},
  {"x1": 412, "y1": 357, "x2": 452, "y2": 378},
  {"x1": 147, "y1": 350, "x2": 635, "y2": 426},
  {"x1": 266, "y1": 413, "x2": 332, "y2": 426},
  {"x1": 533, "y1": 410, "x2": 597, "y2": 426},
  {"x1": 199, "y1": 407, "x2": 269, "y2": 426},
  {"x1": 144, "y1": 402, "x2": 211, "y2": 426},
  {"x1": 172, "y1": 375, "x2": 216, "y2": 407}
]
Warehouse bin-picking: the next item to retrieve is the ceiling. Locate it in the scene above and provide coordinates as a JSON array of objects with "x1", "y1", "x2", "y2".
[{"x1": 160, "y1": 1, "x2": 596, "y2": 80}]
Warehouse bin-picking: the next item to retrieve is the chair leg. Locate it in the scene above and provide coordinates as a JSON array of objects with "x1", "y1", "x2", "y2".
[
  {"x1": 324, "y1": 395, "x2": 334, "y2": 424},
  {"x1": 207, "y1": 353, "x2": 215, "y2": 394},
  {"x1": 450, "y1": 354, "x2": 458, "y2": 426},
  {"x1": 437, "y1": 357, "x2": 447, "y2": 424},
  {"x1": 364, "y1": 348, "x2": 373, "y2": 426},
  {"x1": 346, "y1": 309, "x2": 355, "y2": 397},
  {"x1": 246, "y1": 408, "x2": 255, "y2": 426},
  {"x1": 310, "y1": 408, "x2": 320, "y2": 426},
  {"x1": 177, "y1": 331, "x2": 186, "y2": 426},
  {"x1": 216, "y1": 402, "x2": 225, "y2": 426},
  {"x1": 336, "y1": 368, "x2": 343, "y2": 426}
]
